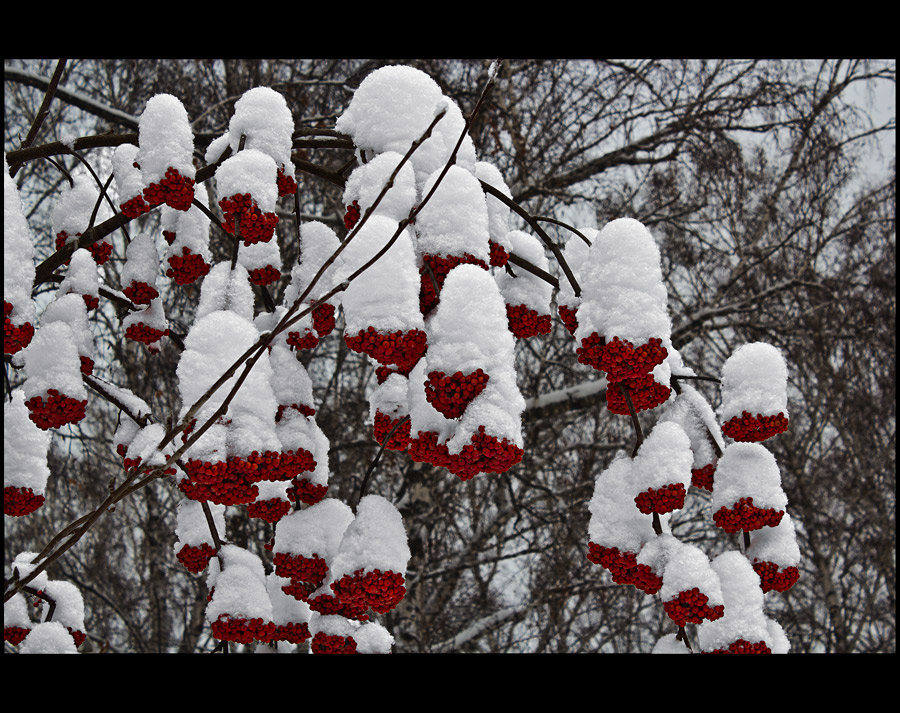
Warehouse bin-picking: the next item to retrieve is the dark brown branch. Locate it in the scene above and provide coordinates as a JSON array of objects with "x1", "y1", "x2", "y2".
[{"x1": 13, "y1": 59, "x2": 68, "y2": 176}]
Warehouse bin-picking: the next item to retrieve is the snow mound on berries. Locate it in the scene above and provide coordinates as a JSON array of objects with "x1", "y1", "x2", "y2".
[
  {"x1": 474, "y1": 161, "x2": 513, "y2": 251},
  {"x1": 330, "y1": 494, "x2": 411, "y2": 580},
  {"x1": 10, "y1": 552, "x2": 49, "y2": 591},
  {"x1": 175, "y1": 499, "x2": 225, "y2": 547},
  {"x1": 746, "y1": 513, "x2": 801, "y2": 567},
  {"x1": 227, "y1": 87, "x2": 294, "y2": 170},
  {"x1": 56, "y1": 249, "x2": 99, "y2": 301},
  {"x1": 4, "y1": 153, "x2": 37, "y2": 323},
  {"x1": 4, "y1": 390, "x2": 51, "y2": 495},
  {"x1": 19, "y1": 621, "x2": 78, "y2": 654},
  {"x1": 206, "y1": 546, "x2": 272, "y2": 621},
  {"x1": 267, "y1": 573, "x2": 311, "y2": 625},
  {"x1": 343, "y1": 151, "x2": 418, "y2": 223},
  {"x1": 215, "y1": 149, "x2": 278, "y2": 214},
  {"x1": 557, "y1": 229, "x2": 595, "y2": 310},
  {"x1": 274, "y1": 499, "x2": 355, "y2": 561},
  {"x1": 633, "y1": 420, "x2": 693, "y2": 492},
  {"x1": 286, "y1": 221, "x2": 344, "y2": 305},
  {"x1": 657, "y1": 383, "x2": 724, "y2": 467},
  {"x1": 51, "y1": 174, "x2": 107, "y2": 236},
  {"x1": 658, "y1": 541, "x2": 724, "y2": 607},
  {"x1": 494, "y1": 230, "x2": 552, "y2": 311},
  {"x1": 575, "y1": 217, "x2": 671, "y2": 345},
  {"x1": 138, "y1": 94, "x2": 195, "y2": 182},
  {"x1": 335, "y1": 65, "x2": 445, "y2": 157},
  {"x1": 415, "y1": 165, "x2": 490, "y2": 262},
  {"x1": 718, "y1": 342, "x2": 789, "y2": 421},
  {"x1": 195, "y1": 262, "x2": 255, "y2": 324},
  {"x1": 22, "y1": 321, "x2": 87, "y2": 402},
  {"x1": 712, "y1": 442, "x2": 788, "y2": 513},
  {"x1": 112, "y1": 144, "x2": 143, "y2": 200},
  {"x1": 651, "y1": 633, "x2": 691, "y2": 654},
  {"x1": 122, "y1": 232, "x2": 159, "y2": 288},
  {"x1": 40, "y1": 580, "x2": 84, "y2": 632},
  {"x1": 410, "y1": 95, "x2": 477, "y2": 183}
]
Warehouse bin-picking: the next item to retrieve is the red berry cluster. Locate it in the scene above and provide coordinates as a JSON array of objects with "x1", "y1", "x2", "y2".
[
  {"x1": 330, "y1": 568, "x2": 407, "y2": 615},
  {"x1": 287, "y1": 477, "x2": 328, "y2": 506},
  {"x1": 123, "y1": 280, "x2": 159, "y2": 306},
  {"x1": 419, "y1": 253, "x2": 489, "y2": 316},
  {"x1": 120, "y1": 194, "x2": 151, "y2": 219},
  {"x1": 286, "y1": 329, "x2": 319, "y2": 352},
  {"x1": 605, "y1": 373, "x2": 672, "y2": 415},
  {"x1": 721, "y1": 411, "x2": 789, "y2": 442},
  {"x1": 506, "y1": 304, "x2": 552, "y2": 339},
  {"x1": 598, "y1": 337, "x2": 668, "y2": 383},
  {"x1": 88, "y1": 240, "x2": 113, "y2": 265},
  {"x1": 306, "y1": 589, "x2": 369, "y2": 621},
  {"x1": 634, "y1": 482, "x2": 686, "y2": 515},
  {"x1": 80, "y1": 356, "x2": 94, "y2": 376},
  {"x1": 250, "y1": 449, "x2": 316, "y2": 482},
  {"x1": 248, "y1": 265, "x2": 281, "y2": 286},
  {"x1": 122, "y1": 454, "x2": 175, "y2": 477},
  {"x1": 163, "y1": 230, "x2": 177, "y2": 245},
  {"x1": 488, "y1": 240, "x2": 509, "y2": 267},
  {"x1": 274, "y1": 551, "x2": 329, "y2": 586},
  {"x1": 67, "y1": 627, "x2": 86, "y2": 648},
  {"x1": 180, "y1": 458, "x2": 258, "y2": 506},
  {"x1": 55, "y1": 232, "x2": 75, "y2": 265},
  {"x1": 691, "y1": 463, "x2": 716, "y2": 491},
  {"x1": 450, "y1": 426, "x2": 524, "y2": 481},
  {"x1": 662, "y1": 588, "x2": 725, "y2": 627},
  {"x1": 247, "y1": 497, "x2": 292, "y2": 523},
  {"x1": 275, "y1": 403, "x2": 316, "y2": 422},
  {"x1": 575, "y1": 332, "x2": 606, "y2": 371},
  {"x1": 142, "y1": 167, "x2": 195, "y2": 212},
  {"x1": 276, "y1": 166, "x2": 297, "y2": 197},
  {"x1": 344, "y1": 327, "x2": 428, "y2": 373},
  {"x1": 275, "y1": 621, "x2": 310, "y2": 644},
  {"x1": 166, "y1": 247, "x2": 211, "y2": 286},
  {"x1": 176, "y1": 542, "x2": 217, "y2": 574},
  {"x1": 82, "y1": 294, "x2": 99, "y2": 311},
  {"x1": 3, "y1": 485, "x2": 46, "y2": 517},
  {"x1": 558, "y1": 305, "x2": 578, "y2": 336},
  {"x1": 373, "y1": 410, "x2": 411, "y2": 451},
  {"x1": 312, "y1": 303, "x2": 336, "y2": 338},
  {"x1": 311, "y1": 631, "x2": 358, "y2": 654},
  {"x1": 219, "y1": 193, "x2": 279, "y2": 245},
  {"x1": 752, "y1": 560, "x2": 800, "y2": 593},
  {"x1": 4, "y1": 302, "x2": 34, "y2": 355},
  {"x1": 704, "y1": 638, "x2": 772, "y2": 654},
  {"x1": 25, "y1": 390, "x2": 88, "y2": 430},
  {"x1": 4, "y1": 627, "x2": 30, "y2": 646},
  {"x1": 586, "y1": 542, "x2": 640, "y2": 586},
  {"x1": 424, "y1": 368, "x2": 490, "y2": 419},
  {"x1": 125, "y1": 322, "x2": 169, "y2": 346},
  {"x1": 210, "y1": 615, "x2": 277, "y2": 645},
  {"x1": 712, "y1": 497, "x2": 784, "y2": 534},
  {"x1": 344, "y1": 200, "x2": 361, "y2": 230}
]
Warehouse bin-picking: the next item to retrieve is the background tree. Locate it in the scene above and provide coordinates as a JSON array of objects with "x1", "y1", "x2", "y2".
[{"x1": 4, "y1": 58, "x2": 894, "y2": 653}]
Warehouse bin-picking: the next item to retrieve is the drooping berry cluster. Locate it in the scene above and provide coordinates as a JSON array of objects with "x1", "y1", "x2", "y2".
[
  {"x1": 180, "y1": 458, "x2": 257, "y2": 506},
  {"x1": 141, "y1": 167, "x2": 195, "y2": 212},
  {"x1": 3, "y1": 485, "x2": 46, "y2": 517},
  {"x1": 306, "y1": 590, "x2": 369, "y2": 621},
  {"x1": 330, "y1": 568, "x2": 407, "y2": 615},
  {"x1": 586, "y1": 543, "x2": 640, "y2": 586},
  {"x1": 82, "y1": 294, "x2": 99, "y2": 311},
  {"x1": 248, "y1": 265, "x2": 281, "y2": 286},
  {"x1": 123, "y1": 280, "x2": 159, "y2": 305},
  {"x1": 163, "y1": 230, "x2": 177, "y2": 245},
  {"x1": 312, "y1": 303, "x2": 336, "y2": 338},
  {"x1": 721, "y1": 411, "x2": 789, "y2": 442},
  {"x1": 634, "y1": 482, "x2": 687, "y2": 515},
  {"x1": 662, "y1": 588, "x2": 725, "y2": 627},
  {"x1": 287, "y1": 477, "x2": 328, "y2": 506},
  {"x1": 424, "y1": 369, "x2": 490, "y2": 419},
  {"x1": 344, "y1": 327, "x2": 428, "y2": 373},
  {"x1": 449, "y1": 426, "x2": 524, "y2": 481},
  {"x1": 166, "y1": 247, "x2": 211, "y2": 285},
  {"x1": 488, "y1": 240, "x2": 509, "y2": 267},
  {"x1": 712, "y1": 497, "x2": 784, "y2": 534},
  {"x1": 89, "y1": 240, "x2": 113, "y2": 265},
  {"x1": 176, "y1": 542, "x2": 217, "y2": 574},
  {"x1": 125, "y1": 322, "x2": 169, "y2": 346},
  {"x1": 79, "y1": 356, "x2": 94, "y2": 376},
  {"x1": 558, "y1": 304, "x2": 578, "y2": 336},
  {"x1": 344, "y1": 200, "x2": 361, "y2": 230},
  {"x1": 67, "y1": 627, "x2": 86, "y2": 648},
  {"x1": 605, "y1": 373, "x2": 672, "y2": 415},
  {"x1": 274, "y1": 621, "x2": 310, "y2": 644},
  {"x1": 505, "y1": 303, "x2": 552, "y2": 339},
  {"x1": 419, "y1": 253, "x2": 489, "y2": 316},
  {"x1": 275, "y1": 402, "x2": 316, "y2": 423},
  {"x1": 598, "y1": 337, "x2": 668, "y2": 383},
  {"x1": 691, "y1": 463, "x2": 716, "y2": 491},
  {"x1": 219, "y1": 193, "x2": 279, "y2": 245},
  {"x1": 210, "y1": 614, "x2": 277, "y2": 645},
  {"x1": 247, "y1": 497, "x2": 292, "y2": 523},
  {"x1": 120, "y1": 194, "x2": 151, "y2": 219},
  {"x1": 4, "y1": 626, "x2": 30, "y2": 646},
  {"x1": 311, "y1": 631, "x2": 358, "y2": 654},
  {"x1": 577, "y1": 335, "x2": 671, "y2": 414},
  {"x1": 704, "y1": 638, "x2": 772, "y2": 654},
  {"x1": 250, "y1": 449, "x2": 315, "y2": 483},
  {"x1": 286, "y1": 329, "x2": 319, "y2": 352},
  {"x1": 751, "y1": 560, "x2": 800, "y2": 593},
  {"x1": 373, "y1": 411, "x2": 411, "y2": 451},
  {"x1": 276, "y1": 166, "x2": 297, "y2": 197},
  {"x1": 4, "y1": 301, "x2": 34, "y2": 355},
  {"x1": 25, "y1": 390, "x2": 88, "y2": 430}
]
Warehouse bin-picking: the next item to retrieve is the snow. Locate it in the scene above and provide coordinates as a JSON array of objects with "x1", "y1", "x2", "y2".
[
  {"x1": 657, "y1": 382, "x2": 724, "y2": 467},
  {"x1": 658, "y1": 540, "x2": 724, "y2": 608},
  {"x1": 195, "y1": 262, "x2": 255, "y2": 323},
  {"x1": 711, "y1": 442, "x2": 788, "y2": 513},
  {"x1": 51, "y1": 173, "x2": 106, "y2": 237},
  {"x1": 175, "y1": 499, "x2": 225, "y2": 547},
  {"x1": 284, "y1": 221, "x2": 344, "y2": 306},
  {"x1": 122, "y1": 296, "x2": 168, "y2": 333},
  {"x1": 718, "y1": 342, "x2": 789, "y2": 421},
  {"x1": 10, "y1": 552, "x2": 49, "y2": 592},
  {"x1": 474, "y1": 161, "x2": 513, "y2": 252},
  {"x1": 41, "y1": 292, "x2": 93, "y2": 363},
  {"x1": 556, "y1": 230, "x2": 594, "y2": 311},
  {"x1": 651, "y1": 633, "x2": 691, "y2": 654},
  {"x1": 22, "y1": 320, "x2": 87, "y2": 401},
  {"x1": 55, "y1": 248, "x2": 99, "y2": 302},
  {"x1": 206, "y1": 545, "x2": 272, "y2": 622},
  {"x1": 746, "y1": 512, "x2": 801, "y2": 568},
  {"x1": 237, "y1": 235, "x2": 281, "y2": 275},
  {"x1": 227, "y1": 87, "x2": 295, "y2": 176},
  {"x1": 574, "y1": 217, "x2": 672, "y2": 345},
  {"x1": 273, "y1": 498, "x2": 354, "y2": 561},
  {"x1": 343, "y1": 151, "x2": 418, "y2": 223},
  {"x1": 19, "y1": 621, "x2": 78, "y2": 654},
  {"x1": 494, "y1": 230, "x2": 552, "y2": 313},
  {"x1": 112, "y1": 143, "x2": 144, "y2": 201},
  {"x1": 368, "y1": 372, "x2": 409, "y2": 423},
  {"x1": 215, "y1": 148, "x2": 278, "y2": 213},
  {"x1": 40, "y1": 580, "x2": 85, "y2": 632},
  {"x1": 138, "y1": 93, "x2": 195, "y2": 183},
  {"x1": 329, "y1": 494, "x2": 411, "y2": 580},
  {"x1": 268, "y1": 341, "x2": 315, "y2": 410},
  {"x1": 163, "y1": 193, "x2": 212, "y2": 262},
  {"x1": 632, "y1": 420, "x2": 694, "y2": 493},
  {"x1": 122, "y1": 232, "x2": 160, "y2": 288},
  {"x1": 350, "y1": 620, "x2": 394, "y2": 654},
  {"x1": 267, "y1": 573, "x2": 311, "y2": 626},
  {"x1": 4, "y1": 390, "x2": 51, "y2": 494},
  {"x1": 4, "y1": 153, "x2": 37, "y2": 325},
  {"x1": 414, "y1": 164, "x2": 491, "y2": 262},
  {"x1": 4, "y1": 593, "x2": 31, "y2": 629},
  {"x1": 124, "y1": 423, "x2": 174, "y2": 468},
  {"x1": 339, "y1": 215, "x2": 423, "y2": 334}
]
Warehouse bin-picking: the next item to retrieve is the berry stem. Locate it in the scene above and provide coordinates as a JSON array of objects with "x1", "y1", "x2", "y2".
[{"x1": 621, "y1": 382, "x2": 644, "y2": 457}]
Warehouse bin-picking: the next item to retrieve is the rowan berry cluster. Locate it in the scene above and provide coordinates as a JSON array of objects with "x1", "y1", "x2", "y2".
[
  {"x1": 704, "y1": 638, "x2": 772, "y2": 654},
  {"x1": 312, "y1": 303, "x2": 336, "y2": 338},
  {"x1": 276, "y1": 166, "x2": 297, "y2": 197},
  {"x1": 329, "y1": 568, "x2": 407, "y2": 614},
  {"x1": 751, "y1": 560, "x2": 800, "y2": 593},
  {"x1": 419, "y1": 253, "x2": 488, "y2": 316},
  {"x1": 247, "y1": 497, "x2": 292, "y2": 523},
  {"x1": 662, "y1": 588, "x2": 725, "y2": 628},
  {"x1": 4, "y1": 627, "x2": 30, "y2": 646},
  {"x1": 248, "y1": 265, "x2": 281, "y2": 286},
  {"x1": 424, "y1": 368, "x2": 490, "y2": 419},
  {"x1": 634, "y1": 482, "x2": 687, "y2": 515},
  {"x1": 3, "y1": 486, "x2": 46, "y2": 517},
  {"x1": 286, "y1": 329, "x2": 319, "y2": 351},
  {"x1": 142, "y1": 167, "x2": 195, "y2": 212},
  {"x1": 123, "y1": 280, "x2": 159, "y2": 306},
  {"x1": 274, "y1": 621, "x2": 310, "y2": 644},
  {"x1": 344, "y1": 200, "x2": 361, "y2": 230},
  {"x1": 557, "y1": 304, "x2": 578, "y2": 336},
  {"x1": 4, "y1": 301, "x2": 34, "y2": 355},
  {"x1": 344, "y1": 326, "x2": 428, "y2": 374},
  {"x1": 219, "y1": 193, "x2": 279, "y2": 245},
  {"x1": 273, "y1": 551, "x2": 329, "y2": 586},
  {"x1": 287, "y1": 477, "x2": 328, "y2": 506},
  {"x1": 124, "y1": 322, "x2": 169, "y2": 346},
  {"x1": 275, "y1": 402, "x2": 316, "y2": 422},
  {"x1": 176, "y1": 542, "x2": 217, "y2": 574},
  {"x1": 25, "y1": 389, "x2": 88, "y2": 430},
  {"x1": 166, "y1": 247, "x2": 211, "y2": 285},
  {"x1": 488, "y1": 240, "x2": 509, "y2": 267},
  {"x1": 712, "y1": 497, "x2": 784, "y2": 534},
  {"x1": 605, "y1": 373, "x2": 672, "y2": 415},
  {"x1": 372, "y1": 410, "x2": 411, "y2": 451},
  {"x1": 311, "y1": 631, "x2": 358, "y2": 654},
  {"x1": 210, "y1": 614, "x2": 277, "y2": 645},
  {"x1": 586, "y1": 543, "x2": 640, "y2": 586},
  {"x1": 505, "y1": 303, "x2": 552, "y2": 339},
  {"x1": 691, "y1": 463, "x2": 716, "y2": 491},
  {"x1": 721, "y1": 411, "x2": 789, "y2": 442}
]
